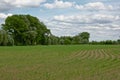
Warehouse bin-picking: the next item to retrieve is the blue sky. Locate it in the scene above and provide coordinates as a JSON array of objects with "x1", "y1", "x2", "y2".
[{"x1": 0, "y1": 0, "x2": 120, "y2": 41}]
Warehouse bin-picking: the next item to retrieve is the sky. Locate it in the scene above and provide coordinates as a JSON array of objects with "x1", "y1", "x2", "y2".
[{"x1": 0, "y1": 0, "x2": 120, "y2": 41}]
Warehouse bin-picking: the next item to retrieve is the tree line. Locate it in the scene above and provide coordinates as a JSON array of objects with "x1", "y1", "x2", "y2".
[
  {"x1": 0, "y1": 14, "x2": 90, "y2": 46},
  {"x1": 90, "y1": 40, "x2": 120, "y2": 45}
]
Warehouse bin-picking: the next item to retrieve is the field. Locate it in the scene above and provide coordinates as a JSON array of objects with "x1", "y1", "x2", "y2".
[{"x1": 0, "y1": 45, "x2": 120, "y2": 80}]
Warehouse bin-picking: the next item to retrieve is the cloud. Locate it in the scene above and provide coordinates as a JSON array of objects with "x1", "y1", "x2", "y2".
[
  {"x1": 4, "y1": 0, "x2": 46, "y2": 7},
  {"x1": 0, "y1": 13, "x2": 12, "y2": 19},
  {"x1": 75, "y1": 2, "x2": 113, "y2": 11},
  {"x1": 53, "y1": 14, "x2": 120, "y2": 24},
  {"x1": 0, "y1": 1, "x2": 12, "y2": 12},
  {"x1": 43, "y1": 12, "x2": 120, "y2": 41},
  {"x1": 0, "y1": 0, "x2": 46, "y2": 12},
  {"x1": 44, "y1": 0, "x2": 74, "y2": 9},
  {"x1": 44, "y1": 18, "x2": 120, "y2": 41}
]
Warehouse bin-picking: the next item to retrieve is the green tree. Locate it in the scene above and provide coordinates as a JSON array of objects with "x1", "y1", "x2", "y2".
[
  {"x1": 79, "y1": 32, "x2": 90, "y2": 44},
  {"x1": 72, "y1": 35, "x2": 81, "y2": 44},
  {"x1": 117, "y1": 39, "x2": 120, "y2": 44},
  {"x1": 2, "y1": 14, "x2": 50, "y2": 45},
  {"x1": 72, "y1": 32, "x2": 90, "y2": 44},
  {"x1": 0, "y1": 30, "x2": 14, "y2": 46}
]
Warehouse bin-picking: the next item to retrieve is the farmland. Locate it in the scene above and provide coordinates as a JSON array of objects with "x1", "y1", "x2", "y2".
[{"x1": 0, "y1": 45, "x2": 120, "y2": 80}]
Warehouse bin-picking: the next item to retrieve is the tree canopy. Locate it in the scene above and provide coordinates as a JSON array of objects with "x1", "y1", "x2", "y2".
[{"x1": 2, "y1": 14, "x2": 50, "y2": 45}]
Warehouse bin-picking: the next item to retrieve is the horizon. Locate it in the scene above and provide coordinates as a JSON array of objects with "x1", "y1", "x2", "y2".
[{"x1": 0, "y1": 0, "x2": 120, "y2": 41}]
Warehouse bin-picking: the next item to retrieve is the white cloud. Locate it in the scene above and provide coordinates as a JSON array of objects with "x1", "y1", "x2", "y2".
[
  {"x1": 0, "y1": 13, "x2": 12, "y2": 19},
  {"x1": 44, "y1": 18, "x2": 120, "y2": 41},
  {"x1": 53, "y1": 14, "x2": 120, "y2": 24},
  {"x1": 75, "y1": 2, "x2": 113, "y2": 10},
  {"x1": 4, "y1": 0, "x2": 46, "y2": 7},
  {"x1": 43, "y1": 13, "x2": 120, "y2": 40},
  {"x1": 44, "y1": 0, "x2": 74, "y2": 9},
  {"x1": 0, "y1": 0, "x2": 46, "y2": 12},
  {"x1": 0, "y1": 1, "x2": 12, "y2": 12}
]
